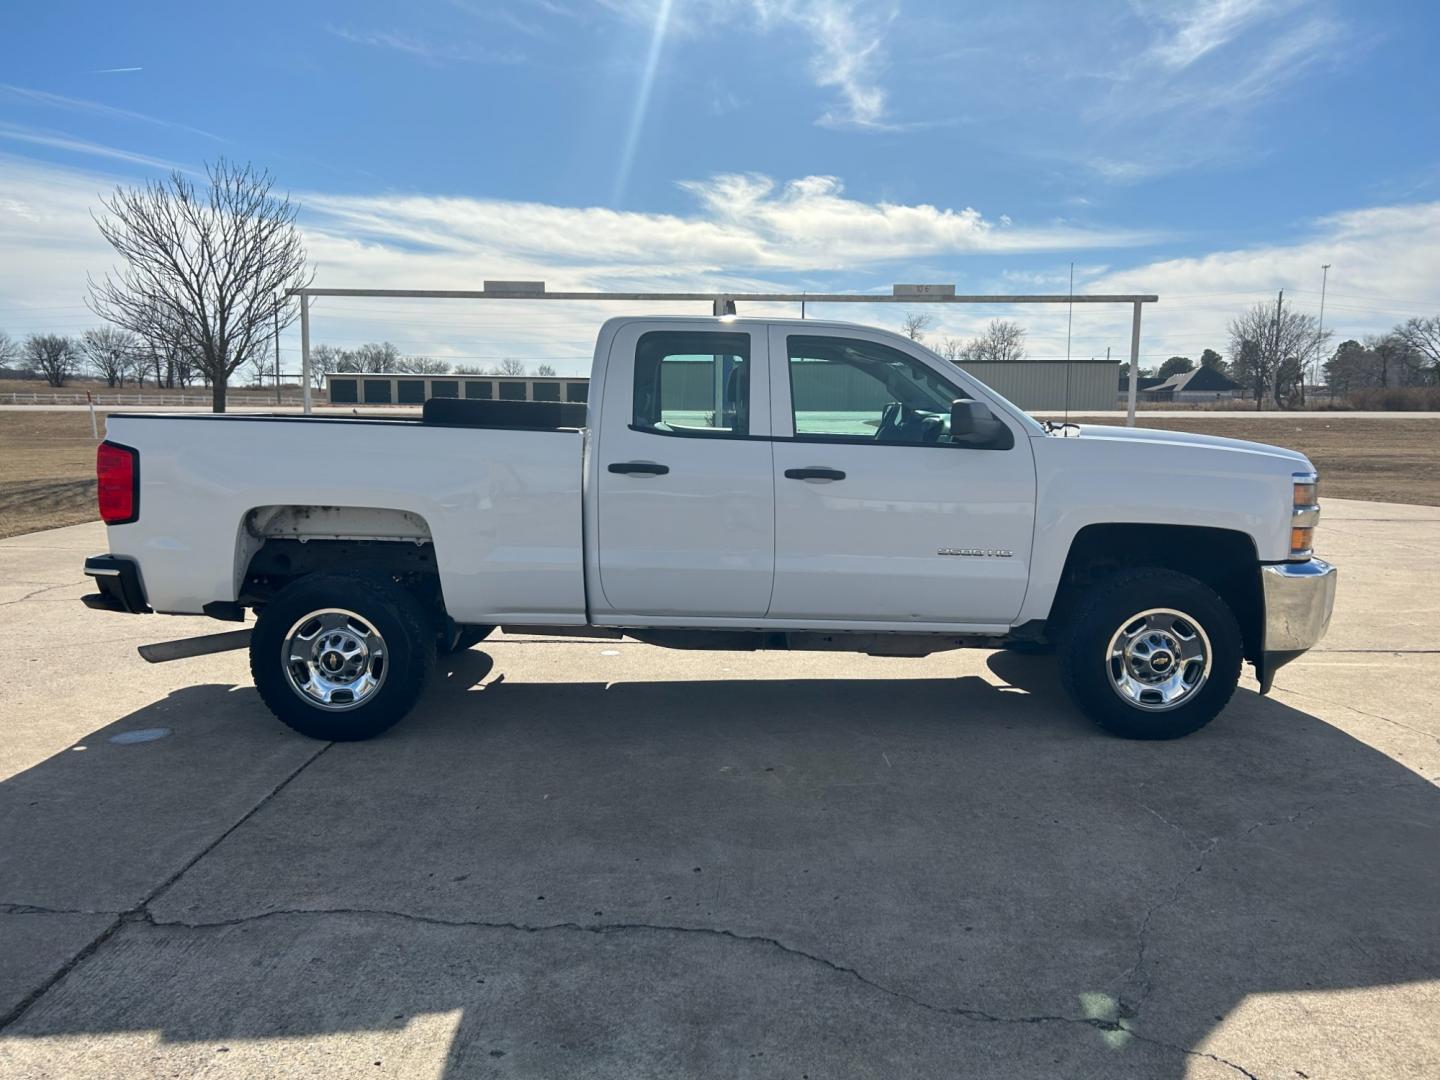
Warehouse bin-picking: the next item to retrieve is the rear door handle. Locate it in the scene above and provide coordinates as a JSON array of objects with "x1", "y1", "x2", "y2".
[
  {"x1": 608, "y1": 461, "x2": 670, "y2": 476},
  {"x1": 784, "y1": 467, "x2": 846, "y2": 482}
]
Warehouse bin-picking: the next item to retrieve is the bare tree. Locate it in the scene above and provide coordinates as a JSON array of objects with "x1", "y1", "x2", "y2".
[
  {"x1": 498, "y1": 358, "x2": 527, "y2": 376},
  {"x1": 396, "y1": 356, "x2": 451, "y2": 375},
  {"x1": 0, "y1": 330, "x2": 18, "y2": 369},
  {"x1": 1391, "y1": 316, "x2": 1440, "y2": 381},
  {"x1": 26, "y1": 334, "x2": 79, "y2": 387},
  {"x1": 88, "y1": 159, "x2": 311, "y2": 412},
  {"x1": 311, "y1": 343, "x2": 351, "y2": 388},
  {"x1": 1227, "y1": 300, "x2": 1329, "y2": 409},
  {"x1": 82, "y1": 327, "x2": 139, "y2": 387},
  {"x1": 453, "y1": 364, "x2": 486, "y2": 375},
  {"x1": 243, "y1": 344, "x2": 276, "y2": 388},
  {"x1": 535, "y1": 363, "x2": 557, "y2": 376},
  {"x1": 138, "y1": 302, "x2": 197, "y2": 389},
  {"x1": 1369, "y1": 333, "x2": 1427, "y2": 387},
  {"x1": 351, "y1": 342, "x2": 401, "y2": 372},
  {"x1": 957, "y1": 319, "x2": 1027, "y2": 364},
  {"x1": 937, "y1": 336, "x2": 963, "y2": 361},
  {"x1": 901, "y1": 311, "x2": 935, "y2": 342}
]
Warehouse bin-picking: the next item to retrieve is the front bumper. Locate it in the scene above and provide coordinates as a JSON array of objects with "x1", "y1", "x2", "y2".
[
  {"x1": 82, "y1": 554, "x2": 150, "y2": 614},
  {"x1": 1256, "y1": 557, "x2": 1337, "y2": 692}
]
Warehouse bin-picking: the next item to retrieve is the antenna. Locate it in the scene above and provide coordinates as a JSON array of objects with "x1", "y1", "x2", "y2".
[{"x1": 1063, "y1": 262, "x2": 1074, "y2": 428}]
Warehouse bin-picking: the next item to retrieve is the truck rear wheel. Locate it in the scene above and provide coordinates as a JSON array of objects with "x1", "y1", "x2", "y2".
[
  {"x1": 1058, "y1": 568, "x2": 1241, "y2": 740},
  {"x1": 250, "y1": 574, "x2": 436, "y2": 741}
]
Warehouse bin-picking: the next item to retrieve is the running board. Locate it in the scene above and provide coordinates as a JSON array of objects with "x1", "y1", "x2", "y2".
[{"x1": 138, "y1": 628, "x2": 253, "y2": 663}]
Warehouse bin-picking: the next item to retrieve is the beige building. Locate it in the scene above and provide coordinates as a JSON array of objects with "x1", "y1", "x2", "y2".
[{"x1": 958, "y1": 359, "x2": 1121, "y2": 412}]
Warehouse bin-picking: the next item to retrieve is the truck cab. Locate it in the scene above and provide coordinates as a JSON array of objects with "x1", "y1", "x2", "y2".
[{"x1": 587, "y1": 317, "x2": 1034, "y2": 629}]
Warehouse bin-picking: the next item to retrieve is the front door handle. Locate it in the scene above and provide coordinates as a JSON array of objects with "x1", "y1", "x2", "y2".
[
  {"x1": 784, "y1": 467, "x2": 846, "y2": 482},
  {"x1": 608, "y1": 461, "x2": 670, "y2": 476}
]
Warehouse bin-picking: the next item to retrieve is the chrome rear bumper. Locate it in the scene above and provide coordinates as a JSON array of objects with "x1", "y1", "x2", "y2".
[{"x1": 1256, "y1": 558, "x2": 1337, "y2": 692}]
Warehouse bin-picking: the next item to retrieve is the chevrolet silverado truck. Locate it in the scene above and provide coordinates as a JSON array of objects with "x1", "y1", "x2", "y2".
[{"x1": 82, "y1": 315, "x2": 1336, "y2": 742}]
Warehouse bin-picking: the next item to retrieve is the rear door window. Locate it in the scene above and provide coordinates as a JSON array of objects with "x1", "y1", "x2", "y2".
[{"x1": 632, "y1": 331, "x2": 750, "y2": 436}]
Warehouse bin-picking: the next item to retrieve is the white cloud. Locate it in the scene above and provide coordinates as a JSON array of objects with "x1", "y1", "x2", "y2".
[
  {"x1": 326, "y1": 26, "x2": 525, "y2": 65},
  {"x1": 755, "y1": 0, "x2": 893, "y2": 128},
  {"x1": 603, "y1": 0, "x2": 897, "y2": 129},
  {"x1": 0, "y1": 83, "x2": 222, "y2": 141},
  {"x1": 0, "y1": 156, "x2": 1155, "y2": 370},
  {"x1": 1088, "y1": 202, "x2": 1440, "y2": 359},
  {"x1": 1142, "y1": 0, "x2": 1284, "y2": 70},
  {"x1": 4, "y1": 154, "x2": 1434, "y2": 376},
  {"x1": 0, "y1": 125, "x2": 190, "y2": 172},
  {"x1": 301, "y1": 171, "x2": 1156, "y2": 285},
  {"x1": 1028, "y1": 1, "x2": 1351, "y2": 181}
]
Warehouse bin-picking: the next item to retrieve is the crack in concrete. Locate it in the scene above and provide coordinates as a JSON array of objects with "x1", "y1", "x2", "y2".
[
  {"x1": 0, "y1": 582, "x2": 76, "y2": 607},
  {"x1": 1122, "y1": 835, "x2": 1222, "y2": 1009},
  {"x1": 1129, "y1": 796, "x2": 1204, "y2": 852},
  {"x1": 1272, "y1": 682, "x2": 1440, "y2": 746},
  {"x1": 137, "y1": 905, "x2": 1260, "y2": 1079},
  {"x1": 0, "y1": 741, "x2": 332, "y2": 1033},
  {"x1": 0, "y1": 903, "x2": 122, "y2": 917},
  {"x1": 1121, "y1": 799, "x2": 1331, "y2": 1022},
  {"x1": 0, "y1": 766, "x2": 1271, "y2": 1078},
  {"x1": 1308, "y1": 648, "x2": 1440, "y2": 655}
]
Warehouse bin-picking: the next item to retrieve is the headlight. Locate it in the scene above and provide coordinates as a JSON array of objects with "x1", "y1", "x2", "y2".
[{"x1": 1290, "y1": 471, "x2": 1320, "y2": 559}]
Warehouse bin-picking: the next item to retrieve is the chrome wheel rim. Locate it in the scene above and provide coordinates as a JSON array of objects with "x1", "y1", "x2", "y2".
[
  {"x1": 282, "y1": 608, "x2": 387, "y2": 711},
  {"x1": 1106, "y1": 608, "x2": 1211, "y2": 712}
]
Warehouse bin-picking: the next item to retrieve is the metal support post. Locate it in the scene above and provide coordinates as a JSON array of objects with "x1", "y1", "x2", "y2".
[
  {"x1": 300, "y1": 294, "x2": 312, "y2": 415},
  {"x1": 1126, "y1": 300, "x2": 1142, "y2": 428}
]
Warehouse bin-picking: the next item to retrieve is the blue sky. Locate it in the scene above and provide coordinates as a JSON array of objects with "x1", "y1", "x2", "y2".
[{"x1": 2, "y1": 0, "x2": 1439, "y2": 375}]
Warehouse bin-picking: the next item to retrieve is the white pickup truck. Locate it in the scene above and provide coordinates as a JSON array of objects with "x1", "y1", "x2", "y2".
[{"x1": 83, "y1": 315, "x2": 1336, "y2": 742}]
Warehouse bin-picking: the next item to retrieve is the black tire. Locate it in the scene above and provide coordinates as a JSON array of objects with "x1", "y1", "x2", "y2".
[
  {"x1": 250, "y1": 574, "x2": 436, "y2": 741},
  {"x1": 441, "y1": 624, "x2": 495, "y2": 654},
  {"x1": 1058, "y1": 568, "x2": 1241, "y2": 740}
]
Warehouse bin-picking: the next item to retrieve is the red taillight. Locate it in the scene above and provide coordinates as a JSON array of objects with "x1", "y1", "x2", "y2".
[{"x1": 97, "y1": 441, "x2": 139, "y2": 525}]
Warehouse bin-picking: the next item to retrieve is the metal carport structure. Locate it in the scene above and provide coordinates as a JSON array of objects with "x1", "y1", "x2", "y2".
[{"x1": 286, "y1": 283, "x2": 1159, "y2": 425}]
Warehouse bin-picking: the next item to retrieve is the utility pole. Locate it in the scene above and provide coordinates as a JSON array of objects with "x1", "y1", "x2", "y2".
[
  {"x1": 273, "y1": 294, "x2": 282, "y2": 405},
  {"x1": 1314, "y1": 264, "x2": 1331, "y2": 402},
  {"x1": 1268, "y1": 289, "x2": 1284, "y2": 411}
]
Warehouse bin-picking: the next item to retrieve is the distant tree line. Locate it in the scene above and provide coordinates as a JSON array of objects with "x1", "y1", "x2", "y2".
[
  {"x1": 302, "y1": 344, "x2": 558, "y2": 387},
  {"x1": 0, "y1": 326, "x2": 204, "y2": 389},
  {"x1": 898, "y1": 302, "x2": 1440, "y2": 410}
]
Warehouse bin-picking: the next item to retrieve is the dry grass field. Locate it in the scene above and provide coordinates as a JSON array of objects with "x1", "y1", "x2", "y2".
[
  {"x1": 0, "y1": 411, "x2": 107, "y2": 537},
  {"x1": 1069, "y1": 415, "x2": 1440, "y2": 506},
  {"x1": 0, "y1": 410, "x2": 1435, "y2": 538}
]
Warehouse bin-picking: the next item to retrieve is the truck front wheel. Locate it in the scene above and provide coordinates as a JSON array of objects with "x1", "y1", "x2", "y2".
[
  {"x1": 250, "y1": 574, "x2": 436, "y2": 741},
  {"x1": 1057, "y1": 568, "x2": 1241, "y2": 740}
]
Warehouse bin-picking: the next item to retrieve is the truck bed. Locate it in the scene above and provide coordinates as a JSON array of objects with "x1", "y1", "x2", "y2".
[{"x1": 102, "y1": 411, "x2": 588, "y2": 623}]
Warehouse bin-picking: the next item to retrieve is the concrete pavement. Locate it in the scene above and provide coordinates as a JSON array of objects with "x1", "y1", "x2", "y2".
[{"x1": 0, "y1": 502, "x2": 1436, "y2": 1078}]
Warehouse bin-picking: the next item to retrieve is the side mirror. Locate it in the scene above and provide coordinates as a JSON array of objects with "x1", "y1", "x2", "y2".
[
  {"x1": 949, "y1": 399, "x2": 1013, "y2": 450},
  {"x1": 950, "y1": 399, "x2": 983, "y2": 435}
]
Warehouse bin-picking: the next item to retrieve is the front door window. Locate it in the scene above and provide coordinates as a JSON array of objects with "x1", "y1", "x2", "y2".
[{"x1": 787, "y1": 335, "x2": 966, "y2": 444}]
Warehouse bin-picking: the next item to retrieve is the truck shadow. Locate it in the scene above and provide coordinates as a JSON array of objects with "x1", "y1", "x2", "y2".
[{"x1": 1, "y1": 649, "x2": 1436, "y2": 1078}]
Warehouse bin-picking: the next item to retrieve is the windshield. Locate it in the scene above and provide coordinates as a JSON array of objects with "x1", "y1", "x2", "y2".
[{"x1": 908, "y1": 342, "x2": 1046, "y2": 436}]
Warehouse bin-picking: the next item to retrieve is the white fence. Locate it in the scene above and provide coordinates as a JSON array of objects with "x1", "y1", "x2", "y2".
[{"x1": 0, "y1": 390, "x2": 318, "y2": 407}]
